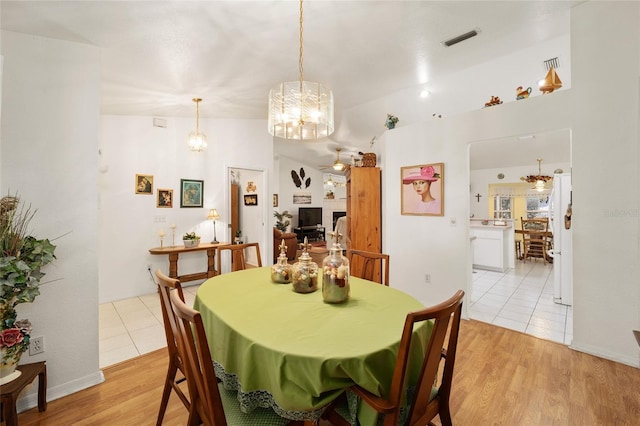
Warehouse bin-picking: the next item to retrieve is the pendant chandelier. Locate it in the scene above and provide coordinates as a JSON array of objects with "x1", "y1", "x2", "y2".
[
  {"x1": 268, "y1": 0, "x2": 334, "y2": 140},
  {"x1": 187, "y1": 98, "x2": 207, "y2": 152},
  {"x1": 521, "y1": 158, "x2": 553, "y2": 192}
]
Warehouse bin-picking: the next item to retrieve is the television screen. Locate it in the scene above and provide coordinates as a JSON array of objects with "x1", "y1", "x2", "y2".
[{"x1": 298, "y1": 207, "x2": 322, "y2": 228}]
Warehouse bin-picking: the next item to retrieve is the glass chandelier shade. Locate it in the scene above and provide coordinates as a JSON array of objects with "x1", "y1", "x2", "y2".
[
  {"x1": 268, "y1": 81, "x2": 334, "y2": 140},
  {"x1": 187, "y1": 98, "x2": 208, "y2": 152},
  {"x1": 267, "y1": 0, "x2": 334, "y2": 140}
]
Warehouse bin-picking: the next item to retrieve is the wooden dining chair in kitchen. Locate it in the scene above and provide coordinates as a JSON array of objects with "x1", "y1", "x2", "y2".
[
  {"x1": 347, "y1": 249, "x2": 390, "y2": 286},
  {"x1": 521, "y1": 217, "x2": 552, "y2": 263},
  {"x1": 216, "y1": 242, "x2": 262, "y2": 274},
  {"x1": 322, "y1": 290, "x2": 465, "y2": 426},
  {"x1": 168, "y1": 290, "x2": 290, "y2": 426},
  {"x1": 155, "y1": 269, "x2": 192, "y2": 425}
]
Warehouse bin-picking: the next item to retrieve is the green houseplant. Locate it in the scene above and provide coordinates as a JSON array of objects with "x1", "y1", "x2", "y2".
[
  {"x1": 182, "y1": 231, "x2": 201, "y2": 248},
  {"x1": 273, "y1": 210, "x2": 293, "y2": 232},
  {"x1": 0, "y1": 195, "x2": 56, "y2": 380}
]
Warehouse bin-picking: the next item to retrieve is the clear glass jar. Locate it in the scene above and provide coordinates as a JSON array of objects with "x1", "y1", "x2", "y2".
[
  {"x1": 322, "y1": 236, "x2": 350, "y2": 303},
  {"x1": 271, "y1": 239, "x2": 292, "y2": 284},
  {"x1": 291, "y1": 238, "x2": 319, "y2": 293}
]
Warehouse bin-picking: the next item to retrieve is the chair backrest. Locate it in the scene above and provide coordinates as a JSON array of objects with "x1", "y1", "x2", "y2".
[
  {"x1": 170, "y1": 290, "x2": 228, "y2": 426},
  {"x1": 347, "y1": 249, "x2": 390, "y2": 286},
  {"x1": 384, "y1": 290, "x2": 465, "y2": 426},
  {"x1": 155, "y1": 269, "x2": 186, "y2": 369},
  {"x1": 216, "y1": 242, "x2": 262, "y2": 273},
  {"x1": 521, "y1": 217, "x2": 549, "y2": 232}
]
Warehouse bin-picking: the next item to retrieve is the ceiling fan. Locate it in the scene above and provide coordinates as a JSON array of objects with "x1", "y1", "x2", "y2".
[{"x1": 320, "y1": 147, "x2": 348, "y2": 172}]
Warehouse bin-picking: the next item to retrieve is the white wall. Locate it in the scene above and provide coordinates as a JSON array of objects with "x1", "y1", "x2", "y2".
[
  {"x1": 1, "y1": 31, "x2": 103, "y2": 407},
  {"x1": 364, "y1": 1, "x2": 640, "y2": 367},
  {"x1": 99, "y1": 116, "x2": 273, "y2": 302}
]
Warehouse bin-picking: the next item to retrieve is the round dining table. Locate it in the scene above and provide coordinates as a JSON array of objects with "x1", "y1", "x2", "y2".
[{"x1": 194, "y1": 266, "x2": 431, "y2": 425}]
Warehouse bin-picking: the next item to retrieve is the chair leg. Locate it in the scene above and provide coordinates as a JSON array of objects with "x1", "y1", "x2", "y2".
[
  {"x1": 439, "y1": 404, "x2": 453, "y2": 426},
  {"x1": 156, "y1": 362, "x2": 178, "y2": 425}
]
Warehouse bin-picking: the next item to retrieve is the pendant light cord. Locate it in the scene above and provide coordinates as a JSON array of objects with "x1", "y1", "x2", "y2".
[{"x1": 298, "y1": 0, "x2": 304, "y2": 127}]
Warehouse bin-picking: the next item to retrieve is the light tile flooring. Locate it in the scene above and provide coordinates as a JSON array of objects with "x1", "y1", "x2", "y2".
[
  {"x1": 100, "y1": 261, "x2": 572, "y2": 368},
  {"x1": 470, "y1": 260, "x2": 573, "y2": 345},
  {"x1": 99, "y1": 283, "x2": 201, "y2": 369}
]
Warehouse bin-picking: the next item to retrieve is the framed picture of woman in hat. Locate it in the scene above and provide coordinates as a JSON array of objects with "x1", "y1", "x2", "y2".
[{"x1": 401, "y1": 163, "x2": 444, "y2": 216}]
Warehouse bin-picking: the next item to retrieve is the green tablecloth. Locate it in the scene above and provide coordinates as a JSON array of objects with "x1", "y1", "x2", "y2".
[{"x1": 194, "y1": 267, "x2": 430, "y2": 425}]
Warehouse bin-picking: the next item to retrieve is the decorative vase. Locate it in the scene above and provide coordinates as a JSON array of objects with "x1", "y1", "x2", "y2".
[
  {"x1": 183, "y1": 239, "x2": 200, "y2": 248},
  {"x1": 0, "y1": 302, "x2": 30, "y2": 384},
  {"x1": 386, "y1": 121, "x2": 395, "y2": 130}
]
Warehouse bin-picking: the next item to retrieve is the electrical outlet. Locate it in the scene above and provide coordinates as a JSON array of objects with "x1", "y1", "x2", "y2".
[
  {"x1": 424, "y1": 274, "x2": 431, "y2": 284},
  {"x1": 30, "y1": 336, "x2": 44, "y2": 355}
]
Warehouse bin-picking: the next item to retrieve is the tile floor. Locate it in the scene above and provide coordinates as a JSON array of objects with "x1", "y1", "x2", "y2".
[
  {"x1": 99, "y1": 261, "x2": 572, "y2": 368},
  {"x1": 98, "y1": 283, "x2": 201, "y2": 369},
  {"x1": 470, "y1": 260, "x2": 573, "y2": 345}
]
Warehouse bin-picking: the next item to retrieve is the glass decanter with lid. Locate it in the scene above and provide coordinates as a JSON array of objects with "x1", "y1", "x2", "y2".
[
  {"x1": 271, "y1": 239, "x2": 292, "y2": 284},
  {"x1": 322, "y1": 232, "x2": 350, "y2": 303},
  {"x1": 291, "y1": 238, "x2": 319, "y2": 293}
]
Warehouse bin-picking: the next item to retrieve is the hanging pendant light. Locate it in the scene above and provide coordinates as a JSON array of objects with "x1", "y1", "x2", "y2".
[
  {"x1": 521, "y1": 158, "x2": 553, "y2": 192},
  {"x1": 187, "y1": 98, "x2": 207, "y2": 152},
  {"x1": 268, "y1": 0, "x2": 334, "y2": 140}
]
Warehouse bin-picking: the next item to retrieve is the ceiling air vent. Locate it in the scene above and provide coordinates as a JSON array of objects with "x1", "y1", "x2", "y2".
[{"x1": 442, "y1": 28, "x2": 480, "y2": 47}]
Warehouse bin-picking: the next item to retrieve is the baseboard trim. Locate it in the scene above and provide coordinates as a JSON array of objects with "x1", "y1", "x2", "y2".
[
  {"x1": 17, "y1": 370, "x2": 105, "y2": 413},
  {"x1": 569, "y1": 342, "x2": 640, "y2": 369}
]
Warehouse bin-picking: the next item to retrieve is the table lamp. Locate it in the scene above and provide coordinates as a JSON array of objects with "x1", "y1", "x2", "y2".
[{"x1": 208, "y1": 208, "x2": 220, "y2": 243}]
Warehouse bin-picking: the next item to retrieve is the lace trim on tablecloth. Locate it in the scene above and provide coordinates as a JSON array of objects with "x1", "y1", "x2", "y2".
[{"x1": 214, "y1": 361, "x2": 326, "y2": 423}]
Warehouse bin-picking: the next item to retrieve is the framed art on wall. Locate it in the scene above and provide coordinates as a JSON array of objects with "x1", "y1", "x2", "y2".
[
  {"x1": 244, "y1": 194, "x2": 258, "y2": 206},
  {"x1": 135, "y1": 174, "x2": 153, "y2": 194},
  {"x1": 401, "y1": 163, "x2": 444, "y2": 216},
  {"x1": 157, "y1": 188, "x2": 173, "y2": 208},
  {"x1": 180, "y1": 179, "x2": 204, "y2": 208}
]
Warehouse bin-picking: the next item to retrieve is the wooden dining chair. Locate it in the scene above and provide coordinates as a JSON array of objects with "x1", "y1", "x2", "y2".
[
  {"x1": 347, "y1": 249, "x2": 390, "y2": 286},
  {"x1": 216, "y1": 242, "x2": 262, "y2": 274},
  {"x1": 322, "y1": 290, "x2": 465, "y2": 426},
  {"x1": 168, "y1": 290, "x2": 290, "y2": 426},
  {"x1": 155, "y1": 269, "x2": 192, "y2": 425},
  {"x1": 521, "y1": 217, "x2": 552, "y2": 263}
]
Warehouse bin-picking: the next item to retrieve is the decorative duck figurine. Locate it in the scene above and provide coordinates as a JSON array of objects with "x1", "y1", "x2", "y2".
[
  {"x1": 516, "y1": 86, "x2": 532, "y2": 100},
  {"x1": 539, "y1": 67, "x2": 563, "y2": 94}
]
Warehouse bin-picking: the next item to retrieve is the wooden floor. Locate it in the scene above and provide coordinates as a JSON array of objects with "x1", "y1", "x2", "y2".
[{"x1": 16, "y1": 319, "x2": 640, "y2": 425}]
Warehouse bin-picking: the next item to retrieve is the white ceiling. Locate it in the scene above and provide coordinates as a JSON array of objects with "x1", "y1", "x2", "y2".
[{"x1": 0, "y1": 0, "x2": 578, "y2": 169}]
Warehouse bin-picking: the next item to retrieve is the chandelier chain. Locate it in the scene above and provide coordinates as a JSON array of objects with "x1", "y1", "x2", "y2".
[{"x1": 298, "y1": 0, "x2": 304, "y2": 126}]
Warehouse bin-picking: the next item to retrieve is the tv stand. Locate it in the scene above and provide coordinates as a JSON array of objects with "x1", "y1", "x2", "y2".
[{"x1": 293, "y1": 226, "x2": 325, "y2": 243}]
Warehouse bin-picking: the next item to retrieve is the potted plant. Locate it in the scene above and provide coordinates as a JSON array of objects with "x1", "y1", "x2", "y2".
[
  {"x1": 234, "y1": 230, "x2": 243, "y2": 245},
  {"x1": 0, "y1": 195, "x2": 56, "y2": 380},
  {"x1": 182, "y1": 231, "x2": 201, "y2": 248},
  {"x1": 385, "y1": 113, "x2": 399, "y2": 130},
  {"x1": 273, "y1": 210, "x2": 293, "y2": 232}
]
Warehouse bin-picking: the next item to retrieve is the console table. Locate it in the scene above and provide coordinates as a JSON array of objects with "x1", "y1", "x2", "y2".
[
  {"x1": 293, "y1": 226, "x2": 325, "y2": 243},
  {"x1": 149, "y1": 243, "x2": 227, "y2": 283}
]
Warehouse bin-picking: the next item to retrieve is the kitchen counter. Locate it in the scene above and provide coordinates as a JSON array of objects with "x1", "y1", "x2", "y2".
[{"x1": 470, "y1": 221, "x2": 515, "y2": 272}]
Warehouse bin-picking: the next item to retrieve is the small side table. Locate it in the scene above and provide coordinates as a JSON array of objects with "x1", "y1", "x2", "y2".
[{"x1": 0, "y1": 361, "x2": 47, "y2": 425}]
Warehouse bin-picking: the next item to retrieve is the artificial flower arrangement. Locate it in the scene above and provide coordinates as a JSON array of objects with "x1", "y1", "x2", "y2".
[
  {"x1": 0, "y1": 195, "x2": 56, "y2": 375},
  {"x1": 182, "y1": 232, "x2": 200, "y2": 240}
]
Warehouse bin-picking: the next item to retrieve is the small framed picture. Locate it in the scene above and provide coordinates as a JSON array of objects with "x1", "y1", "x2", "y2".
[
  {"x1": 135, "y1": 174, "x2": 153, "y2": 195},
  {"x1": 401, "y1": 163, "x2": 444, "y2": 216},
  {"x1": 180, "y1": 179, "x2": 204, "y2": 208},
  {"x1": 244, "y1": 194, "x2": 258, "y2": 206},
  {"x1": 273, "y1": 194, "x2": 278, "y2": 207},
  {"x1": 157, "y1": 188, "x2": 173, "y2": 208}
]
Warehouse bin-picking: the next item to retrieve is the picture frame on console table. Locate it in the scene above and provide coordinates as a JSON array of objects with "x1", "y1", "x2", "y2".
[
  {"x1": 180, "y1": 179, "x2": 204, "y2": 208},
  {"x1": 400, "y1": 163, "x2": 444, "y2": 216}
]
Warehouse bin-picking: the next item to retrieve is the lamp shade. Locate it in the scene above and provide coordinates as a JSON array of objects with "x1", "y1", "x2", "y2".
[
  {"x1": 268, "y1": 80, "x2": 334, "y2": 140},
  {"x1": 208, "y1": 208, "x2": 220, "y2": 220}
]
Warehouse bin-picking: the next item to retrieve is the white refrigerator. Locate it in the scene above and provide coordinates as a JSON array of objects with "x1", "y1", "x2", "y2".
[{"x1": 550, "y1": 172, "x2": 573, "y2": 306}]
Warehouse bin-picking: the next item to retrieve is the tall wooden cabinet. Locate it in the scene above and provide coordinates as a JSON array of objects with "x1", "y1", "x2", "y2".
[{"x1": 346, "y1": 167, "x2": 381, "y2": 253}]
